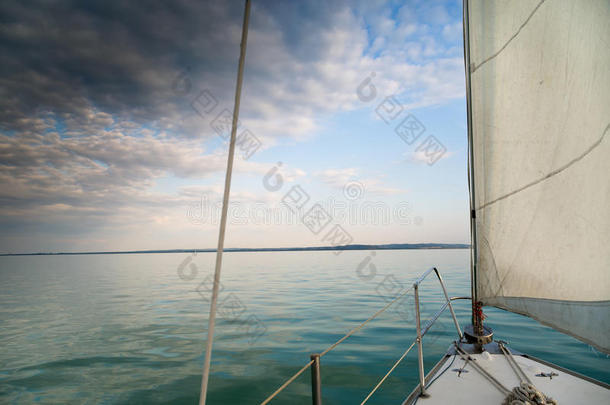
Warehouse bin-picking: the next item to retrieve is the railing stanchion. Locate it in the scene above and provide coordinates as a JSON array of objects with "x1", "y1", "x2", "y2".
[
  {"x1": 310, "y1": 354, "x2": 322, "y2": 405},
  {"x1": 434, "y1": 268, "x2": 464, "y2": 340},
  {"x1": 414, "y1": 284, "x2": 429, "y2": 398}
]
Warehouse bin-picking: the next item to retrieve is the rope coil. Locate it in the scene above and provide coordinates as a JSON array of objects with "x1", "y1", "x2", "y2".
[
  {"x1": 503, "y1": 382, "x2": 557, "y2": 405},
  {"x1": 454, "y1": 342, "x2": 559, "y2": 404},
  {"x1": 498, "y1": 342, "x2": 557, "y2": 405}
]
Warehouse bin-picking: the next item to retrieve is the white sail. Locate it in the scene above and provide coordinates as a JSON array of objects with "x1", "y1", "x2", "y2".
[{"x1": 467, "y1": 0, "x2": 610, "y2": 353}]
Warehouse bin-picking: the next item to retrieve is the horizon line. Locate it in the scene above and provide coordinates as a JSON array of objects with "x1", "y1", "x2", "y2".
[{"x1": 0, "y1": 242, "x2": 471, "y2": 257}]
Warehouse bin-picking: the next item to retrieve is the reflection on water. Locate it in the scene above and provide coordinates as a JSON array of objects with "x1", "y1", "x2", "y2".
[{"x1": 0, "y1": 250, "x2": 607, "y2": 404}]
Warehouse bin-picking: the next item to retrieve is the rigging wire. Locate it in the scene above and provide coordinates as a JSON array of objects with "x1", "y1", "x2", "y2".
[
  {"x1": 462, "y1": 0, "x2": 480, "y2": 330},
  {"x1": 320, "y1": 286, "x2": 413, "y2": 358},
  {"x1": 260, "y1": 360, "x2": 315, "y2": 405},
  {"x1": 199, "y1": 1, "x2": 251, "y2": 404},
  {"x1": 360, "y1": 341, "x2": 417, "y2": 405}
]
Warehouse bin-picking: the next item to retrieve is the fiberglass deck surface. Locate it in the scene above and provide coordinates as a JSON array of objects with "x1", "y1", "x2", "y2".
[{"x1": 403, "y1": 344, "x2": 610, "y2": 404}]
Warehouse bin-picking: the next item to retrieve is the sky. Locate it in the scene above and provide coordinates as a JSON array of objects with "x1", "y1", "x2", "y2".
[{"x1": 0, "y1": 0, "x2": 470, "y2": 253}]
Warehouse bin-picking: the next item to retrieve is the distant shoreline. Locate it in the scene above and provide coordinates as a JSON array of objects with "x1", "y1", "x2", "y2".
[{"x1": 0, "y1": 243, "x2": 469, "y2": 256}]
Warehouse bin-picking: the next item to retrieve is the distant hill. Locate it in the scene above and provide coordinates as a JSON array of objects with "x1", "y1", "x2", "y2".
[{"x1": 1, "y1": 243, "x2": 469, "y2": 256}]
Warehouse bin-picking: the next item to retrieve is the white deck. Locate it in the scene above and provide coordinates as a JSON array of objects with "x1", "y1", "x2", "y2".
[{"x1": 403, "y1": 343, "x2": 610, "y2": 404}]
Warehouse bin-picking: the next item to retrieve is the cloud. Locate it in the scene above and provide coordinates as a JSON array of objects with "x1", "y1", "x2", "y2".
[
  {"x1": 1, "y1": 0, "x2": 465, "y2": 138},
  {"x1": 0, "y1": 0, "x2": 464, "y2": 251},
  {"x1": 315, "y1": 168, "x2": 359, "y2": 188},
  {"x1": 315, "y1": 168, "x2": 405, "y2": 197},
  {"x1": 408, "y1": 149, "x2": 453, "y2": 164}
]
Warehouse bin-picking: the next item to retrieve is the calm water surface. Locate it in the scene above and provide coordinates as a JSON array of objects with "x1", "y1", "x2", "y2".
[{"x1": 0, "y1": 250, "x2": 608, "y2": 404}]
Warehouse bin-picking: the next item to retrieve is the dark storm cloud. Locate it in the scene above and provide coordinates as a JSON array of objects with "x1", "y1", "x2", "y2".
[
  {"x1": 0, "y1": 0, "x2": 247, "y2": 134},
  {"x1": 0, "y1": 0, "x2": 256, "y2": 247},
  {"x1": 0, "y1": 0, "x2": 465, "y2": 134}
]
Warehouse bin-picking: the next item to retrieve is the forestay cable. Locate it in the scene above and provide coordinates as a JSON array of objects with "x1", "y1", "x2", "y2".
[{"x1": 199, "y1": 1, "x2": 251, "y2": 404}]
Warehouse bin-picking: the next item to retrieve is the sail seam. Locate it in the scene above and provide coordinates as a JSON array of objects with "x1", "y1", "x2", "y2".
[
  {"x1": 478, "y1": 123, "x2": 609, "y2": 210},
  {"x1": 471, "y1": 0, "x2": 547, "y2": 73}
]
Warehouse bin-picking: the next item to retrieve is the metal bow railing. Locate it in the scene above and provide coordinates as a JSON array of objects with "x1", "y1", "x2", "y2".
[{"x1": 259, "y1": 267, "x2": 470, "y2": 404}]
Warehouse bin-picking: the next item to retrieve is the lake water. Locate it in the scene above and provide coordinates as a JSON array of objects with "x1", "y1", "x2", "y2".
[{"x1": 0, "y1": 250, "x2": 608, "y2": 404}]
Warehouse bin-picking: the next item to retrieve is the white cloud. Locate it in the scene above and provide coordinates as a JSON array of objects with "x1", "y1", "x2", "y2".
[
  {"x1": 315, "y1": 168, "x2": 405, "y2": 197},
  {"x1": 315, "y1": 168, "x2": 359, "y2": 187},
  {"x1": 230, "y1": 1, "x2": 465, "y2": 143},
  {"x1": 409, "y1": 149, "x2": 453, "y2": 164}
]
